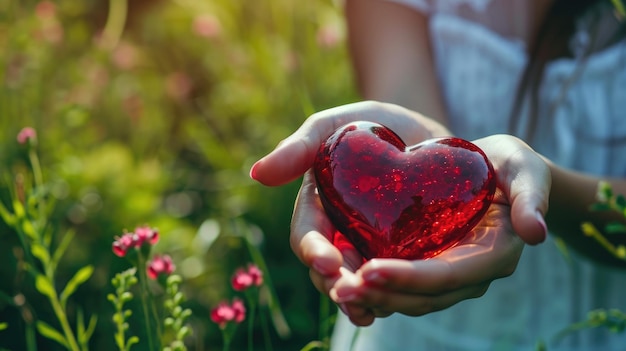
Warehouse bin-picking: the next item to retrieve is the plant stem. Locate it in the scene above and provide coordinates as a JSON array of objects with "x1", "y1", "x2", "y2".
[
  {"x1": 25, "y1": 321, "x2": 37, "y2": 351},
  {"x1": 247, "y1": 300, "x2": 256, "y2": 351},
  {"x1": 49, "y1": 292, "x2": 80, "y2": 351},
  {"x1": 137, "y1": 256, "x2": 157, "y2": 351},
  {"x1": 28, "y1": 149, "x2": 47, "y2": 230},
  {"x1": 260, "y1": 304, "x2": 273, "y2": 351},
  {"x1": 101, "y1": 0, "x2": 128, "y2": 49},
  {"x1": 318, "y1": 294, "x2": 330, "y2": 344},
  {"x1": 222, "y1": 332, "x2": 231, "y2": 351}
]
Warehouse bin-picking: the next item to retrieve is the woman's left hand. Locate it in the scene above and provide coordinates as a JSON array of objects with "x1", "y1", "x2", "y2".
[{"x1": 328, "y1": 135, "x2": 551, "y2": 324}]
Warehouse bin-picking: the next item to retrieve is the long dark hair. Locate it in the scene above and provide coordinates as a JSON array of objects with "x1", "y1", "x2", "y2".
[{"x1": 508, "y1": 0, "x2": 626, "y2": 139}]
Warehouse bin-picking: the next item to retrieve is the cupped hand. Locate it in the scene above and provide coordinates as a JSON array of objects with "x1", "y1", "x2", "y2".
[
  {"x1": 329, "y1": 135, "x2": 550, "y2": 325},
  {"x1": 250, "y1": 102, "x2": 551, "y2": 326},
  {"x1": 251, "y1": 101, "x2": 451, "y2": 325},
  {"x1": 250, "y1": 100, "x2": 451, "y2": 187}
]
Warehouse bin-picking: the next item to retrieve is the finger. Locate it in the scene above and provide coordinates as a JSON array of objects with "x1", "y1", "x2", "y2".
[
  {"x1": 476, "y1": 136, "x2": 550, "y2": 245},
  {"x1": 250, "y1": 103, "x2": 372, "y2": 186},
  {"x1": 250, "y1": 101, "x2": 440, "y2": 186},
  {"x1": 355, "y1": 282, "x2": 490, "y2": 317},
  {"x1": 340, "y1": 301, "x2": 375, "y2": 327},
  {"x1": 311, "y1": 267, "x2": 374, "y2": 326},
  {"x1": 371, "y1": 309, "x2": 394, "y2": 318},
  {"x1": 355, "y1": 232, "x2": 521, "y2": 296},
  {"x1": 310, "y1": 268, "x2": 340, "y2": 296},
  {"x1": 290, "y1": 172, "x2": 343, "y2": 275}
]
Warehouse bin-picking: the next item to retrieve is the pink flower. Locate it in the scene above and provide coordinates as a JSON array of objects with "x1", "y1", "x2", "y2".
[
  {"x1": 231, "y1": 268, "x2": 253, "y2": 291},
  {"x1": 316, "y1": 23, "x2": 343, "y2": 49},
  {"x1": 210, "y1": 298, "x2": 246, "y2": 328},
  {"x1": 192, "y1": 14, "x2": 222, "y2": 39},
  {"x1": 247, "y1": 264, "x2": 263, "y2": 286},
  {"x1": 165, "y1": 72, "x2": 193, "y2": 102},
  {"x1": 111, "y1": 41, "x2": 140, "y2": 70},
  {"x1": 17, "y1": 127, "x2": 37, "y2": 145},
  {"x1": 112, "y1": 233, "x2": 134, "y2": 257},
  {"x1": 112, "y1": 226, "x2": 158, "y2": 257},
  {"x1": 231, "y1": 298, "x2": 246, "y2": 323},
  {"x1": 147, "y1": 254, "x2": 175, "y2": 279},
  {"x1": 35, "y1": 1, "x2": 56, "y2": 20},
  {"x1": 231, "y1": 264, "x2": 263, "y2": 291},
  {"x1": 133, "y1": 226, "x2": 159, "y2": 247}
]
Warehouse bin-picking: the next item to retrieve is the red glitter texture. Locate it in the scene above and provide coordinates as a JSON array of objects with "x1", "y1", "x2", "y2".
[{"x1": 313, "y1": 121, "x2": 496, "y2": 260}]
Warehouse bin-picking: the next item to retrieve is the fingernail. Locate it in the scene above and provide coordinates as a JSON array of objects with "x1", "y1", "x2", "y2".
[
  {"x1": 249, "y1": 161, "x2": 260, "y2": 180},
  {"x1": 363, "y1": 272, "x2": 385, "y2": 285},
  {"x1": 536, "y1": 210, "x2": 548, "y2": 239},
  {"x1": 338, "y1": 303, "x2": 350, "y2": 316},
  {"x1": 313, "y1": 261, "x2": 333, "y2": 276},
  {"x1": 334, "y1": 293, "x2": 359, "y2": 304}
]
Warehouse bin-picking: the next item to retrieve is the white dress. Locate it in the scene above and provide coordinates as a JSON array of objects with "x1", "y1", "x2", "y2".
[{"x1": 331, "y1": 0, "x2": 626, "y2": 350}]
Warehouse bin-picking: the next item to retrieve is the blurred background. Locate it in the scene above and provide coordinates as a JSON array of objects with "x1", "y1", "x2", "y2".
[{"x1": 0, "y1": 0, "x2": 359, "y2": 350}]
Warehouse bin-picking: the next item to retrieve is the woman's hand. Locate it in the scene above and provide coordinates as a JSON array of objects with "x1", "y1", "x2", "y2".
[
  {"x1": 329, "y1": 135, "x2": 550, "y2": 325},
  {"x1": 251, "y1": 101, "x2": 452, "y2": 186},
  {"x1": 250, "y1": 102, "x2": 551, "y2": 325}
]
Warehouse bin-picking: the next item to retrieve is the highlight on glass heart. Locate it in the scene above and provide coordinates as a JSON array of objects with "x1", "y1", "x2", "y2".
[{"x1": 313, "y1": 121, "x2": 496, "y2": 260}]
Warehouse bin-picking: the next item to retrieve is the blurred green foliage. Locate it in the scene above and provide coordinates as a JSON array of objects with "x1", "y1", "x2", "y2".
[{"x1": 0, "y1": 0, "x2": 358, "y2": 350}]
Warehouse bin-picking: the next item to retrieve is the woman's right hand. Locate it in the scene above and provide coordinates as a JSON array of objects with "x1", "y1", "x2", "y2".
[{"x1": 251, "y1": 101, "x2": 452, "y2": 324}]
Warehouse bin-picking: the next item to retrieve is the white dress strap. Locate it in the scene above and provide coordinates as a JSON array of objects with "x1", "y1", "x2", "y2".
[{"x1": 385, "y1": 0, "x2": 495, "y2": 14}]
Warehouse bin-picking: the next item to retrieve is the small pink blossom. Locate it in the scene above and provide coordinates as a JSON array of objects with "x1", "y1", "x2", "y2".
[
  {"x1": 112, "y1": 226, "x2": 159, "y2": 257},
  {"x1": 165, "y1": 72, "x2": 193, "y2": 102},
  {"x1": 111, "y1": 41, "x2": 140, "y2": 70},
  {"x1": 231, "y1": 298, "x2": 246, "y2": 323},
  {"x1": 147, "y1": 254, "x2": 175, "y2": 280},
  {"x1": 231, "y1": 264, "x2": 263, "y2": 291},
  {"x1": 231, "y1": 268, "x2": 254, "y2": 291},
  {"x1": 17, "y1": 127, "x2": 37, "y2": 145},
  {"x1": 316, "y1": 24, "x2": 343, "y2": 49},
  {"x1": 35, "y1": 1, "x2": 56, "y2": 20},
  {"x1": 133, "y1": 226, "x2": 159, "y2": 247},
  {"x1": 192, "y1": 14, "x2": 222, "y2": 39},
  {"x1": 247, "y1": 264, "x2": 263, "y2": 286},
  {"x1": 211, "y1": 298, "x2": 246, "y2": 328},
  {"x1": 112, "y1": 233, "x2": 134, "y2": 257}
]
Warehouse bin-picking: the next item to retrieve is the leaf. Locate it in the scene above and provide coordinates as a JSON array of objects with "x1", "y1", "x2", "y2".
[
  {"x1": 299, "y1": 340, "x2": 326, "y2": 351},
  {"x1": 0, "y1": 323, "x2": 7, "y2": 331},
  {"x1": 50, "y1": 229, "x2": 75, "y2": 272},
  {"x1": 35, "y1": 275, "x2": 56, "y2": 300},
  {"x1": 617, "y1": 195, "x2": 626, "y2": 210},
  {"x1": 77, "y1": 308, "x2": 98, "y2": 347},
  {"x1": 605, "y1": 222, "x2": 626, "y2": 234},
  {"x1": 12, "y1": 200, "x2": 25, "y2": 219},
  {"x1": 590, "y1": 203, "x2": 612, "y2": 212},
  {"x1": 127, "y1": 336, "x2": 140, "y2": 351},
  {"x1": 60, "y1": 265, "x2": 94, "y2": 306},
  {"x1": 236, "y1": 219, "x2": 291, "y2": 338},
  {"x1": 0, "y1": 290, "x2": 15, "y2": 307},
  {"x1": 36, "y1": 321, "x2": 68, "y2": 348},
  {"x1": 31, "y1": 243, "x2": 50, "y2": 265},
  {"x1": 21, "y1": 220, "x2": 37, "y2": 241},
  {"x1": 598, "y1": 181, "x2": 614, "y2": 201},
  {"x1": 0, "y1": 201, "x2": 16, "y2": 226},
  {"x1": 611, "y1": 0, "x2": 626, "y2": 17}
]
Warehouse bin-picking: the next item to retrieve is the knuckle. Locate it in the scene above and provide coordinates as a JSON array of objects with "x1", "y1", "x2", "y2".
[{"x1": 407, "y1": 297, "x2": 437, "y2": 317}]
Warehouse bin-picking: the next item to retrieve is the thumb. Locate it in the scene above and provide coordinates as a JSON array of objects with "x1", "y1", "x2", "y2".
[
  {"x1": 476, "y1": 136, "x2": 550, "y2": 245},
  {"x1": 250, "y1": 134, "x2": 317, "y2": 186}
]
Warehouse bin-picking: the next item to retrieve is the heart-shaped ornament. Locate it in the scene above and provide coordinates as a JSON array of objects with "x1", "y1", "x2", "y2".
[{"x1": 313, "y1": 121, "x2": 496, "y2": 260}]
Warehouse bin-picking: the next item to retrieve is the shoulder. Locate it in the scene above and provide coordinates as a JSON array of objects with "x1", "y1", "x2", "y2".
[{"x1": 382, "y1": 0, "x2": 495, "y2": 14}]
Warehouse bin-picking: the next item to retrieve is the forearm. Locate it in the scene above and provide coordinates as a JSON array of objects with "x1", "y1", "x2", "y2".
[
  {"x1": 345, "y1": 0, "x2": 449, "y2": 126},
  {"x1": 544, "y1": 158, "x2": 626, "y2": 267}
]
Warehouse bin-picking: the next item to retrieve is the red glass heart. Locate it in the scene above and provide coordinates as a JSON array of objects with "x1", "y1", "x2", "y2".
[{"x1": 313, "y1": 121, "x2": 496, "y2": 260}]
